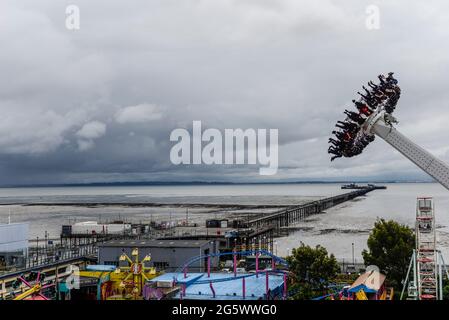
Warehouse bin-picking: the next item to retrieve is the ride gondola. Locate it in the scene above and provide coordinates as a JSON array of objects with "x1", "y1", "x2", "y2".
[{"x1": 328, "y1": 72, "x2": 401, "y2": 161}]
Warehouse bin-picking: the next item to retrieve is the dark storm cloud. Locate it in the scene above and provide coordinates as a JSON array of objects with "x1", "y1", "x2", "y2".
[{"x1": 1, "y1": 0, "x2": 449, "y2": 185}]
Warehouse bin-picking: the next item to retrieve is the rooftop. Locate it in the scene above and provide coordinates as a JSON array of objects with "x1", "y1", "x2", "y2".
[
  {"x1": 98, "y1": 239, "x2": 213, "y2": 248},
  {"x1": 148, "y1": 272, "x2": 285, "y2": 300},
  {"x1": 349, "y1": 270, "x2": 386, "y2": 293}
]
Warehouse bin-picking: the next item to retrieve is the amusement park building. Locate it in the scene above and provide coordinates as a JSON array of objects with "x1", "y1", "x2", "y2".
[
  {"x1": 0, "y1": 222, "x2": 29, "y2": 270},
  {"x1": 98, "y1": 239, "x2": 219, "y2": 272}
]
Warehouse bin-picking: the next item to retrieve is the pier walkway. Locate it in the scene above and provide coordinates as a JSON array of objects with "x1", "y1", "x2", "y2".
[{"x1": 248, "y1": 187, "x2": 377, "y2": 230}]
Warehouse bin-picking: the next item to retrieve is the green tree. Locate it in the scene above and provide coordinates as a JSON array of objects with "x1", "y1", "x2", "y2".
[
  {"x1": 362, "y1": 219, "x2": 415, "y2": 290},
  {"x1": 286, "y1": 243, "x2": 340, "y2": 299},
  {"x1": 442, "y1": 278, "x2": 449, "y2": 300}
]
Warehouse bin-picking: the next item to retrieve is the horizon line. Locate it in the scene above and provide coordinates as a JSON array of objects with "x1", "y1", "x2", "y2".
[{"x1": 0, "y1": 179, "x2": 435, "y2": 188}]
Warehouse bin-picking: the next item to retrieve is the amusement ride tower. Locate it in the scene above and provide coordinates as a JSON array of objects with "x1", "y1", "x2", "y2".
[
  {"x1": 329, "y1": 73, "x2": 449, "y2": 300},
  {"x1": 415, "y1": 197, "x2": 438, "y2": 300},
  {"x1": 400, "y1": 197, "x2": 449, "y2": 300}
]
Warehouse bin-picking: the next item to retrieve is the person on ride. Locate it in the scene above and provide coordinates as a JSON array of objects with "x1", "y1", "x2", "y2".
[
  {"x1": 357, "y1": 91, "x2": 370, "y2": 101},
  {"x1": 337, "y1": 121, "x2": 360, "y2": 134},
  {"x1": 328, "y1": 138, "x2": 339, "y2": 145},
  {"x1": 343, "y1": 132, "x2": 352, "y2": 142},
  {"x1": 386, "y1": 72, "x2": 395, "y2": 82},
  {"x1": 332, "y1": 131, "x2": 345, "y2": 141},
  {"x1": 353, "y1": 100, "x2": 374, "y2": 112},
  {"x1": 335, "y1": 121, "x2": 351, "y2": 130},
  {"x1": 331, "y1": 154, "x2": 342, "y2": 161},
  {"x1": 358, "y1": 105, "x2": 372, "y2": 116},
  {"x1": 329, "y1": 138, "x2": 346, "y2": 149},
  {"x1": 368, "y1": 81, "x2": 378, "y2": 90},
  {"x1": 344, "y1": 110, "x2": 365, "y2": 125},
  {"x1": 328, "y1": 146, "x2": 343, "y2": 155}
]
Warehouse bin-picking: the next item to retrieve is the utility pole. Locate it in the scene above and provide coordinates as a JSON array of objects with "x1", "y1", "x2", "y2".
[{"x1": 352, "y1": 243, "x2": 355, "y2": 265}]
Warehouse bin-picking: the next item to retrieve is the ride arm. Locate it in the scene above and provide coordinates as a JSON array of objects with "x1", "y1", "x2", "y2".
[
  {"x1": 13, "y1": 285, "x2": 41, "y2": 300},
  {"x1": 372, "y1": 121, "x2": 449, "y2": 190}
]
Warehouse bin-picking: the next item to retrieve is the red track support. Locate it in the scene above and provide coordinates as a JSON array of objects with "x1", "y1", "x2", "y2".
[
  {"x1": 181, "y1": 284, "x2": 186, "y2": 299},
  {"x1": 210, "y1": 281, "x2": 216, "y2": 298}
]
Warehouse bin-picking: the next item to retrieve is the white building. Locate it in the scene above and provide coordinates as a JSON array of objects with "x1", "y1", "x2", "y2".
[
  {"x1": 70, "y1": 221, "x2": 131, "y2": 235},
  {"x1": 0, "y1": 222, "x2": 29, "y2": 269}
]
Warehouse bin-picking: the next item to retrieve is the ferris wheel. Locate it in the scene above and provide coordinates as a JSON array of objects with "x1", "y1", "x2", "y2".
[{"x1": 12, "y1": 271, "x2": 55, "y2": 300}]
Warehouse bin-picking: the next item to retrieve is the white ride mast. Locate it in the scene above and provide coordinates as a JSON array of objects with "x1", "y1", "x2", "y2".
[{"x1": 362, "y1": 110, "x2": 449, "y2": 190}]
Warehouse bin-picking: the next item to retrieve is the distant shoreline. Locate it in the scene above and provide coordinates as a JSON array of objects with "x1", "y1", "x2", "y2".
[
  {"x1": 17, "y1": 202, "x2": 288, "y2": 209},
  {"x1": 0, "y1": 180, "x2": 435, "y2": 188}
]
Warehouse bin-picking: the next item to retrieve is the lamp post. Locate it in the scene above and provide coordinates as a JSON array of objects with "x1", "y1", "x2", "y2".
[
  {"x1": 36, "y1": 236, "x2": 39, "y2": 265},
  {"x1": 352, "y1": 243, "x2": 355, "y2": 265}
]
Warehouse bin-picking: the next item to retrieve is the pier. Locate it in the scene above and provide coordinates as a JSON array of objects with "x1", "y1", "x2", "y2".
[
  {"x1": 159, "y1": 187, "x2": 379, "y2": 252},
  {"x1": 248, "y1": 187, "x2": 377, "y2": 231}
]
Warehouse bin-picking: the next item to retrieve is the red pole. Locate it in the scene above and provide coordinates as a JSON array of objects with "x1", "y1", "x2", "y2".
[
  {"x1": 184, "y1": 267, "x2": 187, "y2": 279},
  {"x1": 272, "y1": 258, "x2": 275, "y2": 270},
  {"x1": 207, "y1": 256, "x2": 211, "y2": 278},
  {"x1": 182, "y1": 284, "x2": 186, "y2": 298},
  {"x1": 242, "y1": 276, "x2": 246, "y2": 299}
]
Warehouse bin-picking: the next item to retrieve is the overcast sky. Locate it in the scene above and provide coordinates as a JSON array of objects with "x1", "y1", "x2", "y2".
[{"x1": 1, "y1": 0, "x2": 449, "y2": 185}]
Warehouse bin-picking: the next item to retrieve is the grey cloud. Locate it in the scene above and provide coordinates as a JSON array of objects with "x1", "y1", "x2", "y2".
[
  {"x1": 115, "y1": 104, "x2": 163, "y2": 124},
  {"x1": 0, "y1": 0, "x2": 448, "y2": 185}
]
